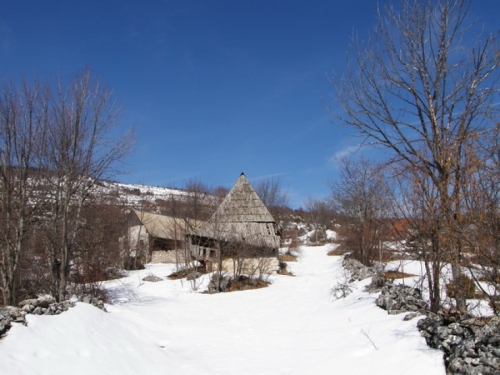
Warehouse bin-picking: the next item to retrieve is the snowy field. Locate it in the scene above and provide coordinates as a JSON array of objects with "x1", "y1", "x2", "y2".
[{"x1": 0, "y1": 246, "x2": 444, "y2": 375}]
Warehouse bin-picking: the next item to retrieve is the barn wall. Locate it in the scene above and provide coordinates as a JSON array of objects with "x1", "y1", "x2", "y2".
[
  {"x1": 128, "y1": 225, "x2": 149, "y2": 257},
  {"x1": 151, "y1": 249, "x2": 188, "y2": 264}
]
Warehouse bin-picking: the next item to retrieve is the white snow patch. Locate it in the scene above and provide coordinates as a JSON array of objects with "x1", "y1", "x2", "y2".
[
  {"x1": 0, "y1": 246, "x2": 444, "y2": 375},
  {"x1": 326, "y1": 229, "x2": 337, "y2": 240}
]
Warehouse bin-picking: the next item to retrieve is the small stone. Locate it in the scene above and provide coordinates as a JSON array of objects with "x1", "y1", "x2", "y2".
[
  {"x1": 6, "y1": 306, "x2": 21, "y2": 318},
  {"x1": 437, "y1": 326, "x2": 450, "y2": 340},
  {"x1": 142, "y1": 274, "x2": 163, "y2": 282},
  {"x1": 465, "y1": 357, "x2": 481, "y2": 366},
  {"x1": 389, "y1": 310, "x2": 404, "y2": 315},
  {"x1": 37, "y1": 295, "x2": 55, "y2": 308},
  {"x1": 14, "y1": 316, "x2": 26, "y2": 324},
  {"x1": 18, "y1": 298, "x2": 38, "y2": 308},
  {"x1": 481, "y1": 356, "x2": 500, "y2": 369},
  {"x1": 33, "y1": 307, "x2": 42, "y2": 315},
  {"x1": 488, "y1": 335, "x2": 500, "y2": 345},
  {"x1": 404, "y1": 312, "x2": 418, "y2": 321},
  {"x1": 448, "y1": 323, "x2": 464, "y2": 336},
  {"x1": 492, "y1": 349, "x2": 500, "y2": 358}
]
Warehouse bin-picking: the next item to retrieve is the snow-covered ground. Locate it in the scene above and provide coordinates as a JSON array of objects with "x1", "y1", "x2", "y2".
[{"x1": 0, "y1": 246, "x2": 444, "y2": 375}]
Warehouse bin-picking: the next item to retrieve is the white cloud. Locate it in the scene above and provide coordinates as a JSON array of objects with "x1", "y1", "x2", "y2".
[{"x1": 329, "y1": 145, "x2": 362, "y2": 164}]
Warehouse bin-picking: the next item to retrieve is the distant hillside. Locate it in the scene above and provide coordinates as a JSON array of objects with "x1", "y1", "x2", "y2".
[{"x1": 94, "y1": 180, "x2": 190, "y2": 206}]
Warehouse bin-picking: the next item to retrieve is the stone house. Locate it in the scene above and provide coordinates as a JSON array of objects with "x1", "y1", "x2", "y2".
[{"x1": 127, "y1": 209, "x2": 199, "y2": 264}]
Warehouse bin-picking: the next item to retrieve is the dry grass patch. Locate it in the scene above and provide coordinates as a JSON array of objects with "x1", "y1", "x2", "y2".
[
  {"x1": 327, "y1": 245, "x2": 348, "y2": 256},
  {"x1": 472, "y1": 290, "x2": 494, "y2": 301},
  {"x1": 278, "y1": 261, "x2": 294, "y2": 276},
  {"x1": 280, "y1": 253, "x2": 297, "y2": 262},
  {"x1": 384, "y1": 270, "x2": 417, "y2": 279},
  {"x1": 446, "y1": 274, "x2": 476, "y2": 299},
  {"x1": 379, "y1": 250, "x2": 411, "y2": 262},
  {"x1": 479, "y1": 274, "x2": 500, "y2": 283},
  {"x1": 279, "y1": 268, "x2": 294, "y2": 276},
  {"x1": 167, "y1": 266, "x2": 203, "y2": 280},
  {"x1": 227, "y1": 276, "x2": 269, "y2": 292}
]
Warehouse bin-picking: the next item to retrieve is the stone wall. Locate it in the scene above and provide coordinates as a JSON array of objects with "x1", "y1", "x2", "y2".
[
  {"x1": 375, "y1": 284, "x2": 428, "y2": 315},
  {"x1": 0, "y1": 294, "x2": 106, "y2": 338},
  {"x1": 418, "y1": 314, "x2": 500, "y2": 375},
  {"x1": 342, "y1": 257, "x2": 378, "y2": 281}
]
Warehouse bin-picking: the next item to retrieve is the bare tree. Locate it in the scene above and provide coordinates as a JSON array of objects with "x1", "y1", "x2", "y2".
[
  {"x1": 304, "y1": 197, "x2": 333, "y2": 244},
  {"x1": 329, "y1": 156, "x2": 392, "y2": 266},
  {"x1": 0, "y1": 71, "x2": 134, "y2": 305},
  {"x1": 40, "y1": 69, "x2": 134, "y2": 301},
  {"x1": 255, "y1": 177, "x2": 289, "y2": 223},
  {"x1": 392, "y1": 161, "x2": 446, "y2": 312},
  {"x1": 0, "y1": 80, "x2": 49, "y2": 305},
  {"x1": 184, "y1": 179, "x2": 214, "y2": 222},
  {"x1": 334, "y1": 0, "x2": 499, "y2": 313},
  {"x1": 455, "y1": 132, "x2": 500, "y2": 314},
  {"x1": 71, "y1": 198, "x2": 128, "y2": 298}
]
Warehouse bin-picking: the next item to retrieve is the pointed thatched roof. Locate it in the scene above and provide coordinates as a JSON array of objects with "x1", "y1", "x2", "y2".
[
  {"x1": 211, "y1": 173, "x2": 276, "y2": 223},
  {"x1": 196, "y1": 173, "x2": 281, "y2": 248}
]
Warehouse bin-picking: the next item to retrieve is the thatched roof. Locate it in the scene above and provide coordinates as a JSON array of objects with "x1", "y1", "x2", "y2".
[
  {"x1": 132, "y1": 209, "x2": 200, "y2": 241},
  {"x1": 196, "y1": 173, "x2": 280, "y2": 248}
]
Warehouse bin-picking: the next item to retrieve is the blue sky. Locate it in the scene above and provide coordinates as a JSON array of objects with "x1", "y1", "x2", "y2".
[{"x1": 1, "y1": 1, "x2": 498, "y2": 208}]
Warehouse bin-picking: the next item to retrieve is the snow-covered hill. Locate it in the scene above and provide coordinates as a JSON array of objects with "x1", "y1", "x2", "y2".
[
  {"x1": 95, "y1": 180, "x2": 190, "y2": 206},
  {"x1": 0, "y1": 246, "x2": 444, "y2": 375}
]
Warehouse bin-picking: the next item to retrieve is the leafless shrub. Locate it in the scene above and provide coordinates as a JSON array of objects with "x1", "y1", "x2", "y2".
[{"x1": 331, "y1": 268, "x2": 354, "y2": 300}]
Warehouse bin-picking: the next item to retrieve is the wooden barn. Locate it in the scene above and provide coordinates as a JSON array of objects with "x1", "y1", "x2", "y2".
[
  {"x1": 127, "y1": 209, "x2": 199, "y2": 265},
  {"x1": 187, "y1": 173, "x2": 281, "y2": 274}
]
